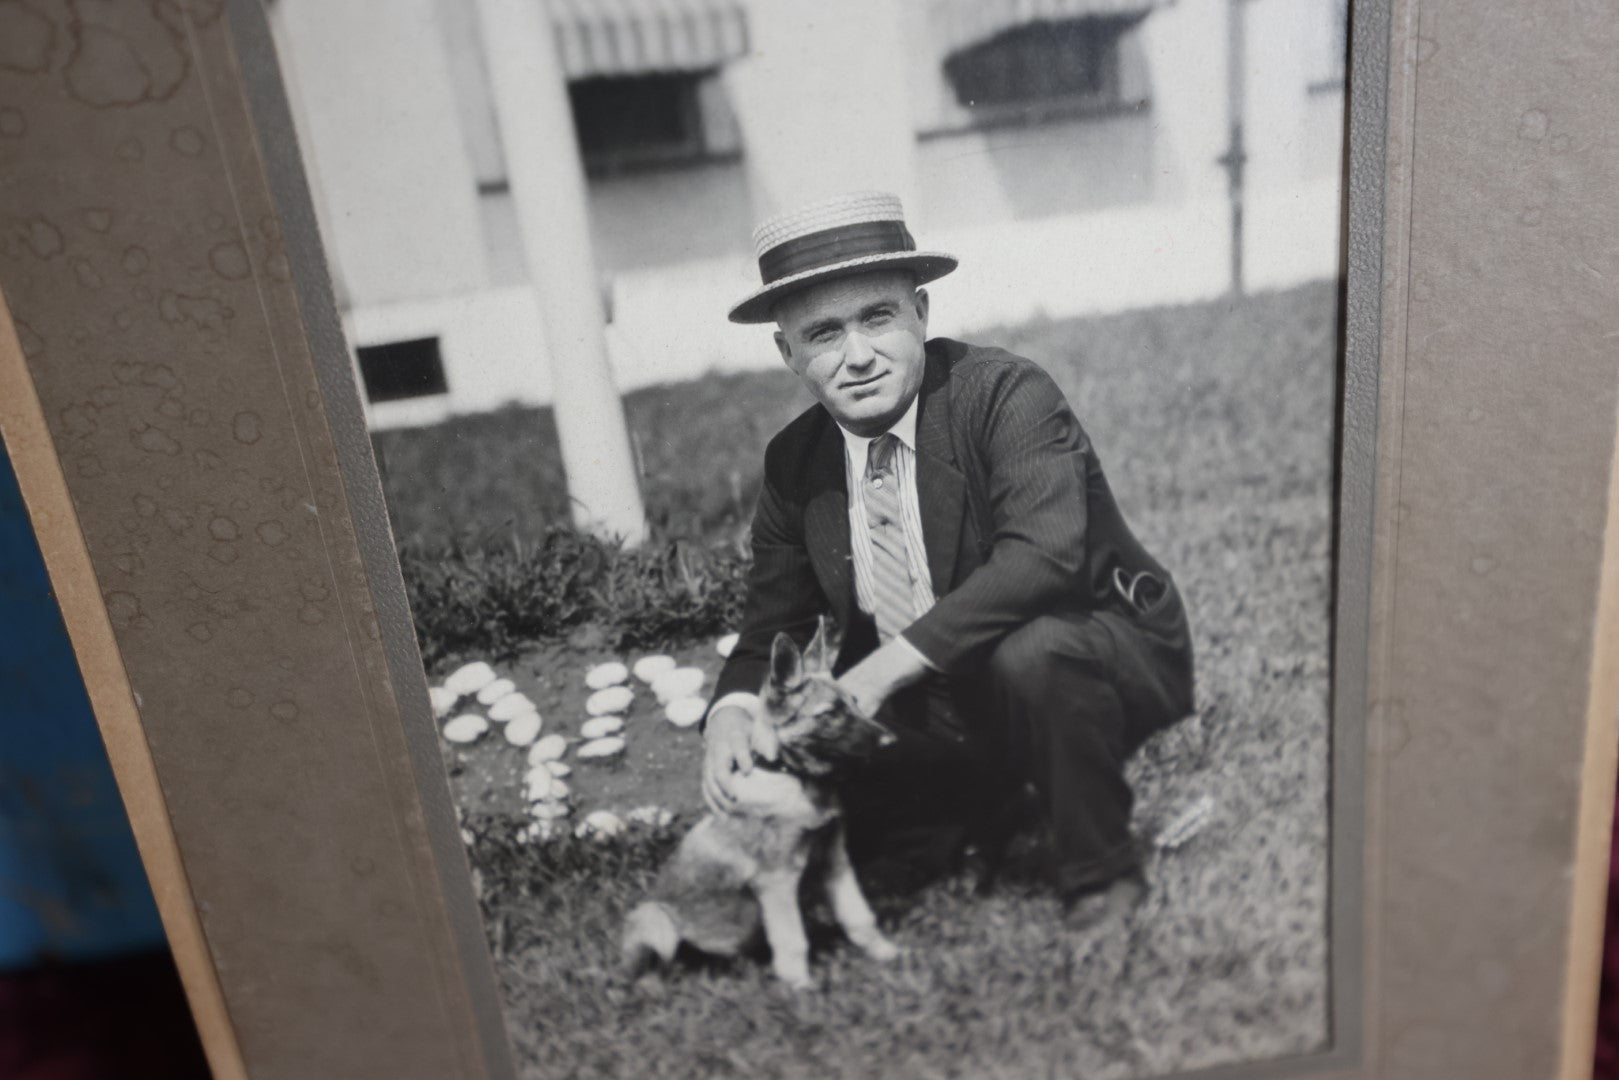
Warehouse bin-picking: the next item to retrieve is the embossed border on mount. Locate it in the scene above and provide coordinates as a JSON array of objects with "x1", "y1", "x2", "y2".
[{"x1": 1, "y1": 0, "x2": 1616, "y2": 1077}]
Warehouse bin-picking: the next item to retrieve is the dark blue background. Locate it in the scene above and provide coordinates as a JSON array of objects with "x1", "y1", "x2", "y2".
[{"x1": 0, "y1": 437, "x2": 164, "y2": 967}]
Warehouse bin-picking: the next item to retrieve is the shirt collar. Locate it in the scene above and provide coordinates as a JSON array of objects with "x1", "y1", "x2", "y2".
[{"x1": 838, "y1": 395, "x2": 920, "y2": 478}]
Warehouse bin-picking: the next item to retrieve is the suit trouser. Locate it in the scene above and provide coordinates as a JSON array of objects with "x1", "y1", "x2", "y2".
[{"x1": 841, "y1": 584, "x2": 1195, "y2": 896}]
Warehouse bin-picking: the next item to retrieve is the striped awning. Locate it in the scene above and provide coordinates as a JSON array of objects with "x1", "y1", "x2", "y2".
[
  {"x1": 546, "y1": 0, "x2": 750, "y2": 80},
  {"x1": 932, "y1": 0, "x2": 1162, "y2": 54}
]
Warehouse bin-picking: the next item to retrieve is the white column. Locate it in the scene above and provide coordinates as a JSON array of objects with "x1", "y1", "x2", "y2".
[
  {"x1": 726, "y1": 0, "x2": 920, "y2": 223},
  {"x1": 473, "y1": 0, "x2": 648, "y2": 546}
]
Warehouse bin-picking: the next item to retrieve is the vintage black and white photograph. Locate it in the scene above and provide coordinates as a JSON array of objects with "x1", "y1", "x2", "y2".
[{"x1": 266, "y1": 0, "x2": 1350, "y2": 1074}]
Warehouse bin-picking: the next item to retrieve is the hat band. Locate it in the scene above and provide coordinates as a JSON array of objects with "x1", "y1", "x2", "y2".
[{"x1": 757, "y1": 220, "x2": 916, "y2": 285}]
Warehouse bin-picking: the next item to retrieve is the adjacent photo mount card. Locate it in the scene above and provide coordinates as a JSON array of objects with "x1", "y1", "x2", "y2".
[{"x1": 2, "y1": 0, "x2": 1616, "y2": 1078}]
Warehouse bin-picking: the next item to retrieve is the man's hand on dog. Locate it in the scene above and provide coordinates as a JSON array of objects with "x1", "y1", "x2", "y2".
[
  {"x1": 703, "y1": 703, "x2": 780, "y2": 814},
  {"x1": 836, "y1": 638, "x2": 933, "y2": 720}
]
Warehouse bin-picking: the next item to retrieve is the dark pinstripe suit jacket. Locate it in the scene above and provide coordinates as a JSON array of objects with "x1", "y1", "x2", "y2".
[{"x1": 711, "y1": 337, "x2": 1174, "y2": 703}]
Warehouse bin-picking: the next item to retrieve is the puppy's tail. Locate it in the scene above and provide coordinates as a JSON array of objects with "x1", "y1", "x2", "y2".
[{"x1": 621, "y1": 902, "x2": 680, "y2": 977}]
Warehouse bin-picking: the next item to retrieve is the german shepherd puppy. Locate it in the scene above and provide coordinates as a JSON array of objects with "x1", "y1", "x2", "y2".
[{"x1": 621, "y1": 620, "x2": 901, "y2": 989}]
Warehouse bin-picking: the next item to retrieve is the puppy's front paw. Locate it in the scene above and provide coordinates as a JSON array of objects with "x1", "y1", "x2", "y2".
[
  {"x1": 859, "y1": 933, "x2": 903, "y2": 962},
  {"x1": 631, "y1": 971, "x2": 668, "y2": 998},
  {"x1": 776, "y1": 968, "x2": 817, "y2": 992}
]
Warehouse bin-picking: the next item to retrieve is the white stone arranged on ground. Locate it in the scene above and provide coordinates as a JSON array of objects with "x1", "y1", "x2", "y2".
[
  {"x1": 488, "y1": 693, "x2": 539, "y2": 722},
  {"x1": 545, "y1": 760, "x2": 570, "y2": 777},
  {"x1": 442, "y1": 661, "x2": 497, "y2": 698},
  {"x1": 651, "y1": 666, "x2": 705, "y2": 704},
  {"x1": 715, "y1": 632, "x2": 739, "y2": 658},
  {"x1": 576, "y1": 810, "x2": 625, "y2": 840},
  {"x1": 584, "y1": 661, "x2": 629, "y2": 690},
  {"x1": 525, "y1": 737, "x2": 575, "y2": 834},
  {"x1": 580, "y1": 715, "x2": 624, "y2": 739},
  {"x1": 632, "y1": 654, "x2": 677, "y2": 684},
  {"x1": 428, "y1": 686, "x2": 457, "y2": 719},
  {"x1": 527, "y1": 734, "x2": 567, "y2": 764},
  {"x1": 503, "y1": 712, "x2": 542, "y2": 747},
  {"x1": 460, "y1": 828, "x2": 475, "y2": 845},
  {"x1": 442, "y1": 713, "x2": 488, "y2": 743},
  {"x1": 664, "y1": 697, "x2": 706, "y2": 728},
  {"x1": 475, "y1": 677, "x2": 516, "y2": 705},
  {"x1": 577, "y1": 735, "x2": 626, "y2": 760},
  {"x1": 585, "y1": 685, "x2": 634, "y2": 716},
  {"x1": 524, "y1": 767, "x2": 554, "y2": 801},
  {"x1": 1156, "y1": 795, "x2": 1216, "y2": 850},
  {"x1": 626, "y1": 805, "x2": 674, "y2": 828}
]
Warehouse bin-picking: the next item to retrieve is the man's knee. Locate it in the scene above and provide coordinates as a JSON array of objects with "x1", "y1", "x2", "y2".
[{"x1": 985, "y1": 613, "x2": 1109, "y2": 688}]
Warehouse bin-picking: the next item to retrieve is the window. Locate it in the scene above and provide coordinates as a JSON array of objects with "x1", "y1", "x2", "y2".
[
  {"x1": 355, "y1": 338, "x2": 448, "y2": 403},
  {"x1": 568, "y1": 71, "x2": 734, "y2": 177},
  {"x1": 942, "y1": 16, "x2": 1135, "y2": 124}
]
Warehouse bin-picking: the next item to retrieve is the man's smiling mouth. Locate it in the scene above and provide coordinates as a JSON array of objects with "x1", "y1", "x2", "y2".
[{"x1": 841, "y1": 372, "x2": 886, "y2": 390}]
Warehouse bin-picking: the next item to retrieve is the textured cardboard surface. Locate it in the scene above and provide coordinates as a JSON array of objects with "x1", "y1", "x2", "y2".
[
  {"x1": 0, "y1": 297, "x2": 249, "y2": 1080},
  {"x1": 0, "y1": 0, "x2": 1615, "y2": 1077},
  {"x1": 1365, "y1": 0, "x2": 1619, "y2": 1077},
  {"x1": 0, "y1": 3, "x2": 510, "y2": 1077}
]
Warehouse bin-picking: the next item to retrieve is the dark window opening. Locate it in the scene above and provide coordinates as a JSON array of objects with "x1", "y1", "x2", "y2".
[
  {"x1": 943, "y1": 16, "x2": 1137, "y2": 124},
  {"x1": 568, "y1": 72, "x2": 710, "y2": 177},
  {"x1": 356, "y1": 338, "x2": 448, "y2": 403}
]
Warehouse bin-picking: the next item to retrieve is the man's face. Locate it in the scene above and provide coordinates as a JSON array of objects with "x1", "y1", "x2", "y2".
[{"x1": 773, "y1": 270, "x2": 930, "y2": 438}]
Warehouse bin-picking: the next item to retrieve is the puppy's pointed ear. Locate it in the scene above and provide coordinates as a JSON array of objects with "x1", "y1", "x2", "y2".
[
  {"x1": 803, "y1": 617, "x2": 841, "y2": 675},
  {"x1": 766, "y1": 632, "x2": 803, "y2": 702}
]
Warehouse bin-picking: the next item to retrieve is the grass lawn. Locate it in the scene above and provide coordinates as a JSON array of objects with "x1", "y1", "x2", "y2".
[{"x1": 378, "y1": 281, "x2": 1340, "y2": 1079}]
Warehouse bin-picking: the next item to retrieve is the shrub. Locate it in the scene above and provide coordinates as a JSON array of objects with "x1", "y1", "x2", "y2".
[{"x1": 399, "y1": 527, "x2": 750, "y2": 673}]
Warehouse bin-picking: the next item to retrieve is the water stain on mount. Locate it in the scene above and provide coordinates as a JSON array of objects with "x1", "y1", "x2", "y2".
[
  {"x1": 19, "y1": 219, "x2": 63, "y2": 259},
  {"x1": 63, "y1": 3, "x2": 188, "y2": 108},
  {"x1": 0, "y1": 3, "x2": 55, "y2": 74},
  {"x1": 209, "y1": 241, "x2": 250, "y2": 281}
]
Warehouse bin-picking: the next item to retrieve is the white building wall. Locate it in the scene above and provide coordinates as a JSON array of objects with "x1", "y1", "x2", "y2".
[
  {"x1": 1243, "y1": 0, "x2": 1347, "y2": 290},
  {"x1": 272, "y1": 0, "x2": 1346, "y2": 430},
  {"x1": 434, "y1": 0, "x2": 507, "y2": 188},
  {"x1": 725, "y1": 0, "x2": 921, "y2": 221},
  {"x1": 269, "y1": 0, "x2": 486, "y2": 309}
]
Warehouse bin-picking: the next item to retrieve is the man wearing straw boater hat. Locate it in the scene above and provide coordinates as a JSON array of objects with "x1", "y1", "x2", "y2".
[{"x1": 702, "y1": 191, "x2": 1195, "y2": 926}]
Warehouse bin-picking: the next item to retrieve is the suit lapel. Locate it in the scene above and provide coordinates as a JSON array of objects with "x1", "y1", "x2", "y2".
[
  {"x1": 912, "y1": 347, "x2": 966, "y2": 597},
  {"x1": 802, "y1": 417, "x2": 854, "y2": 627}
]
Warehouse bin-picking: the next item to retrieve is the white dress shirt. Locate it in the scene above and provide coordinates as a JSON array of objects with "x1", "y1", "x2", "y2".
[{"x1": 709, "y1": 396, "x2": 939, "y2": 724}]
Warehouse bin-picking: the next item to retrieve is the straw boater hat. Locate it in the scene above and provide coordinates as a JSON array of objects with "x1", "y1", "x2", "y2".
[{"x1": 727, "y1": 191, "x2": 958, "y2": 324}]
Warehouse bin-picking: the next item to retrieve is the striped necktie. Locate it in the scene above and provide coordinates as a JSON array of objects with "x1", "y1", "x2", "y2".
[{"x1": 862, "y1": 433, "x2": 916, "y2": 642}]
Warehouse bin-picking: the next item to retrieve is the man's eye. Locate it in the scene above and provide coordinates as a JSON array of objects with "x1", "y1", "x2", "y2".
[{"x1": 865, "y1": 310, "x2": 893, "y2": 326}]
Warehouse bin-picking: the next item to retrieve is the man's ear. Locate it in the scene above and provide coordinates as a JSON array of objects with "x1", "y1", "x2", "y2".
[
  {"x1": 774, "y1": 329, "x2": 792, "y2": 367},
  {"x1": 766, "y1": 632, "x2": 803, "y2": 702},
  {"x1": 914, "y1": 287, "x2": 930, "y2": 332}
]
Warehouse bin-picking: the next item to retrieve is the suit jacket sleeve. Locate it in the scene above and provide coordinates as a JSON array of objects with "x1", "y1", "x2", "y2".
[
  {"x1": 902, "y1": 357, "x2": 1092, "y2": 672},
  {"x1": 704, "y1": 434, "x2": 831, "y2": 725}
]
